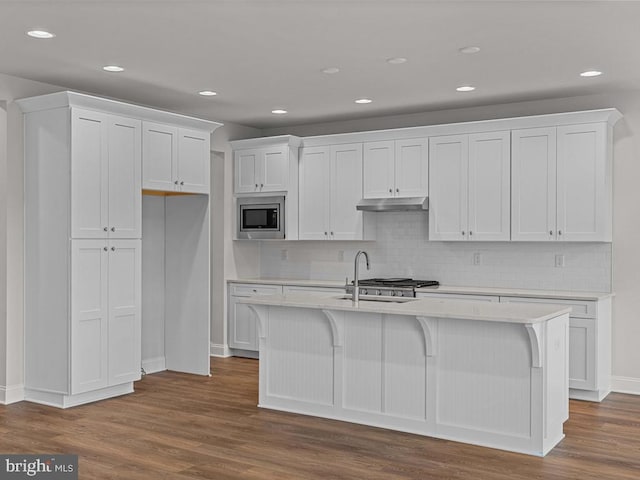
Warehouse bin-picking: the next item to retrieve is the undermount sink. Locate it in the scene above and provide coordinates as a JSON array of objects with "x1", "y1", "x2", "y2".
[{"x1": 335, "y1": 295, "x2": 418, "y2": 304}]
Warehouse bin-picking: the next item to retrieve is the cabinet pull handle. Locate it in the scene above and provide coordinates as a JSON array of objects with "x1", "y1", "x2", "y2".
[
  {"x1": 396, "y1": 188, "x2": 399, "y2": 193},
  {"x1": 469, "y1": 231, "x2": 473, "y2": 236},
  {"x1": 324, "y1": 232, "x2": 328, "y2": 236},
  {"x1": 111, "y1": 247, "x2": 116, "y2": 251},
  {"x1": 558, "y1": 230, "x2": 562, "y2": 236},
  {"x1": 550, "y1": 230, "x2": 553, "y2": 236},
  {"x1": 111, "y1": 227, "x2": 116, "y2": 232},
  {"x1": 260, "y1": 183, "x2": 264, "y2": 188},
  {"x1": 330, "y1": 231, "x2": 334, "y2": 236},
  {"x1": 389, "y1": 188, "x2": 393, "y2": 193},
  {"x1": 462, "y1": 231, "x2": 465, "y2": 236}
]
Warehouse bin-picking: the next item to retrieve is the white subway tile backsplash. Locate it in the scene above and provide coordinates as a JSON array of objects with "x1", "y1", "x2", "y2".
[{"x1": 260, "y1": 212, "x2": 612, "y2": 292}]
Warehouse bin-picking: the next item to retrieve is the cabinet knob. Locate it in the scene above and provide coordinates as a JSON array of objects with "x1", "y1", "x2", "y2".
[
  {"x1": 175, "y1": 180, "x2": 179, "y2": 185},
  {"x1": 111, "y1": 227, "x2": 116, "y2": 232},
  {"x1": 396, "y1": 188, "x2": 399, "y2": 193},
  {"x1": 558, "y1": 230, "x2": 562, "y2": 236},
  {"x1": 103, "y1": 227, "x2": 108, "y2": 232},
  {"x1": 255, "y1": 184, "x2": 258, "y2": 188},
  {"x1": 330, "y1": 231, "x2": 334, "y2": 236},
  {"x1": 260, "y1": 183, "x2": 264, "y2": 188},
  {"x1": 469, "y1": 231, "x2": 473, "y2": 236},
  {"x1": 462, "y1": 231, "x2": 465, "y2": 236},
  {"x1": 180, "y1": 181, "x2": 184, "y2": 185},
  {"x1": 550, "y1": 230, "x2": 553, "y2": 236},
  {"x1": 389, "y1": 188, "x2": 393, "y2": 193},
  {"x1": 324, "y1": 232, "x2": 328, "y2": 236},
  {"x1": 103, "y1": 246, "x2": 108, "y2": 251},
  {"x1": 111, "y1": 246, "x2": 116, "y2": 251}
]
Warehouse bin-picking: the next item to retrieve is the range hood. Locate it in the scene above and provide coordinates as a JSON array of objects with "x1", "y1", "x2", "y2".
[{"x1": 356, "y1": 197, "x2": 429, "y2": 212}]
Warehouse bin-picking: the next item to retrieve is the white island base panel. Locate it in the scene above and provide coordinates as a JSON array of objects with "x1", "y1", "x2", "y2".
[
  {"x1": 24, "y1": 382, "x2": 134, "y2": 408},
  {"x1": 249, "y1": 305, "x2": 569, "y2": 457}
]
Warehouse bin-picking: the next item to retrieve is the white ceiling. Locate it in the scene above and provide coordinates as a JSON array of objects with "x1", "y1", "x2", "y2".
[{"x1": 1, "y1": 0, "x2": 639, "y2": 129}]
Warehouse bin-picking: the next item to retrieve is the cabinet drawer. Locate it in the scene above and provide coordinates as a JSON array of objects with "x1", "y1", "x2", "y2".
[
  {"x1": 230, "y1": 284, "x2": 283, "y2": 297},
  {"x1": 499, "y1": 296, "x2": 596, "y2": 318},
  {"x1": 283, "y1": 285, "x2": 342, "y2": 295},
  {"x1": 416, "y1": 292, "x2": 499, "y2": 302}
]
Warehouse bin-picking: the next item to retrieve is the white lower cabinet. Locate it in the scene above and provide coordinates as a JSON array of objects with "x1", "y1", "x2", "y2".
[
  {"x1": 229, "y1": 284, "x2": 283, "y2": 352},
  {"x1": 71, "y1": 240, "x2": 141, "y2": 395},
  {"x1": 416, "y1": 292, "x2": 499, "y2": 302},
  {"x1": 499, "y1": 296, "x2": 610, "y2": 401},
  {"x1": 228, "y1": 284, "x2": 343, "y2": 353}
]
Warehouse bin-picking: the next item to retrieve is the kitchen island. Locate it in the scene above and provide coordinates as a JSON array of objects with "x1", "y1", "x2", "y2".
[{"x1": 240, "y1": 293, "x2": 571, "y2": 456}]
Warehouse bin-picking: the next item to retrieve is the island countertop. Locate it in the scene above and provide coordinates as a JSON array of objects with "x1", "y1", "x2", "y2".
[{"x1": 237, "y1": 292, "x2": 571, "y2": 324}]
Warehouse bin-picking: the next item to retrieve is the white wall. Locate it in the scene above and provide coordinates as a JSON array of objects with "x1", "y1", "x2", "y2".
[
  {"x1": 0, "y1": 102, "x2": 7, "y2": 392},
  {"x1": 260, "y1": 90, "x2": 640, "y2": 393}
]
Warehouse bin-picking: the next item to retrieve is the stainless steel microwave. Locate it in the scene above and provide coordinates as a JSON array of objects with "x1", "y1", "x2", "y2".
[{"x1": 237, "y1": 196, "x2": 285, "y2": 239}]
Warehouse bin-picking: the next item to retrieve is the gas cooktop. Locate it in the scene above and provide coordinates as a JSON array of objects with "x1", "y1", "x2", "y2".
[{"x1": 355, "y1": 278, "x2": 440, "y2": 288}]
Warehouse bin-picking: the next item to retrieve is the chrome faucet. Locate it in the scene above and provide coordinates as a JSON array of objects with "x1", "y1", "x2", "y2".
[{"x1": 352, "y1": 250, "x2": 370, "y2": 305}]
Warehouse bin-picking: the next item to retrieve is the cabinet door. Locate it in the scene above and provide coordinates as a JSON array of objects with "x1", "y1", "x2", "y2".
[
  {"x1": 71, "y1": 109, "x2": 109, "y2": 239},
  {"x1": 229, "y1": 300, "x2": 258, "y2": 350},
  {"x1": 468, "y1": 131, "x2": 510, "y2": 241},
  {"x1": 299, "y1": 147, "x2": 331, "y2": 240},
  {"x1": 395, "y1": 138, "x2": 428, "y2": 198},
  {"x1": 177, "y1": 128, "x2": 210, "y2": 194},
  {"x1": 331, "y1": 143, "x2": 363, "y2": 240},
  {"x1": 260, "y1": 147, "x2": 289, "y2": 192},
  {"x1": 71, "y1": 240, "x2": 109, "y2": 394},
  {"x1": 568, "y1": 318, "x2": 597, "y2": 390},
  {"x1": 363, "y1": 141, "x2": 395, "y2": 199},
  {"x1": 107, "y1": 239, "x2": 141, "y2": 386},
  {"x1": 557, "y1": 123, "x2": 609, "y2": 241},
  {"x1": 108, "y1": 116, "x2": 142, "y2": 239},
  {"x1": 511, "y1": 127, "x2": 557, "y2": 241},
  {"x1": 142, "y1": 122, "x2": 178, "y2": 192},
  {"x1": 234, "y1": 149, "x2": 258, "y2": 193},
  {"x1": 428, "y1": 135, "x2": 468, "y2": 241}
]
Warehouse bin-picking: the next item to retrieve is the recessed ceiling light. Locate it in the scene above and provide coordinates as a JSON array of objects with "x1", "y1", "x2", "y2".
[
  {"x1": 459, "y1": 46, "x2": 481, "y2": 54},
  {"x1": 27, "y1": 30, "x2": 55, "y2": 39},
  {"x1": 198, "y1": 90, "x2": 217, "y2": 96},
  {"x1": 456, "y1": 85, "x2": 476, "y2": 92},
  {"x1": 387, "y1": 57, "x2": 407, "y2": 64},
  {"x1": 272, "y1": 109, "x2": 288, "y2": 115},
  {"x1": 580, "y1": 70, "x2": 602, "y2": 77},
  {"x1": 103, "y1": 65, "x2": 124, "y2": 72},
  {"x1": 355, "y1": 98, "x2": 373, "y2": 104},
  {"x1": 322, "y1": 67, "x2": 340, "y2": 74}
]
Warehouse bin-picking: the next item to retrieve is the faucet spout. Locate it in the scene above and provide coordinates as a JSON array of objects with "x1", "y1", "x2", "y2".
[{"x1": 353, "y1": 250, "x2": 370, "y2": 306}]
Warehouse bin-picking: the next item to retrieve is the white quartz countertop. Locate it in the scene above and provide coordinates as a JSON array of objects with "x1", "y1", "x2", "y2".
[
  {"x1": 227, "y1": 278, "x2": 612, "y2": 301},
  {"x1": 237, "y1": 293, "x2": 571, "y2": 324}
]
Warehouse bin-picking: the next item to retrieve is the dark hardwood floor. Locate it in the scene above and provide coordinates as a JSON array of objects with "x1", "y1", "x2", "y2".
[{"x1": 2, "y1": 357, "x2": 640, "y2": 479}]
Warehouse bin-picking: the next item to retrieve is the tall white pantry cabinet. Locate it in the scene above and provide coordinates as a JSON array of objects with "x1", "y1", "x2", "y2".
[{"x1": 19, "y1": 91, "x2": 221, "y2": 408}]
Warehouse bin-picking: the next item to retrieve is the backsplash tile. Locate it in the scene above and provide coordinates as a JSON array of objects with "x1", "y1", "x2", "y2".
[{"x1": 260, "y1": 212, "x2": 611, "y2": 292}]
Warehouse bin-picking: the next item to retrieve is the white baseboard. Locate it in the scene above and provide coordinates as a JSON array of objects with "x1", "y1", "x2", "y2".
[
  {"x1": 611, "y1": 376, "x2": 640, "y2": 395},
  {"x1": 0, "y1": 384, "x2": 25, "y2": 404},
  {"x1": 210, "y1": 342, "x2": 232, "y2": 357},
  {"x1": 142, "y1": 356, "x2": 166, "y2": 374}
]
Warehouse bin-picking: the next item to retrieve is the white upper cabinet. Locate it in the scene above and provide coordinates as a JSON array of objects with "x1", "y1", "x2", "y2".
[
  {"x1": 299, "y1": 143, "x2": 364, "y2": 240},
  {"x1": 512, "y1": 123, "x2": 611, "y2": 242},
  {"x1": 363, "y1": 138, "x2": 428, "y2": 198},
  {"x1": 142, "y1": 122, "x2": 210, "y2": 194},
  {"x1": 429, "y1": 131, "x2": 510, "y2": 241},
  {"x1": 234, "y1": 146, "x2": 288, "y2": 193},
  {"x1": 71, "y1": 108, "x2": 141, "y2": 239}
]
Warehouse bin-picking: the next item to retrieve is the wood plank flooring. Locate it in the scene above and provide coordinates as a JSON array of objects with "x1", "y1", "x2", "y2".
[{"x1": 2, "y1": 357, "x2": 640, "y2": 479}]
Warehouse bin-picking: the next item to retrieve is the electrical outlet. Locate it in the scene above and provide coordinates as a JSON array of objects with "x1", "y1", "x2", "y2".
[
  {"x1": 555, "y1": 254, "x2": 565, "y2": 268},
  {"x1": 281, "y1": 249, "x2": 288, "y2": 261},
  {"x1": 473, "y1": 252, "x2": 482, "y2": 266}
]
